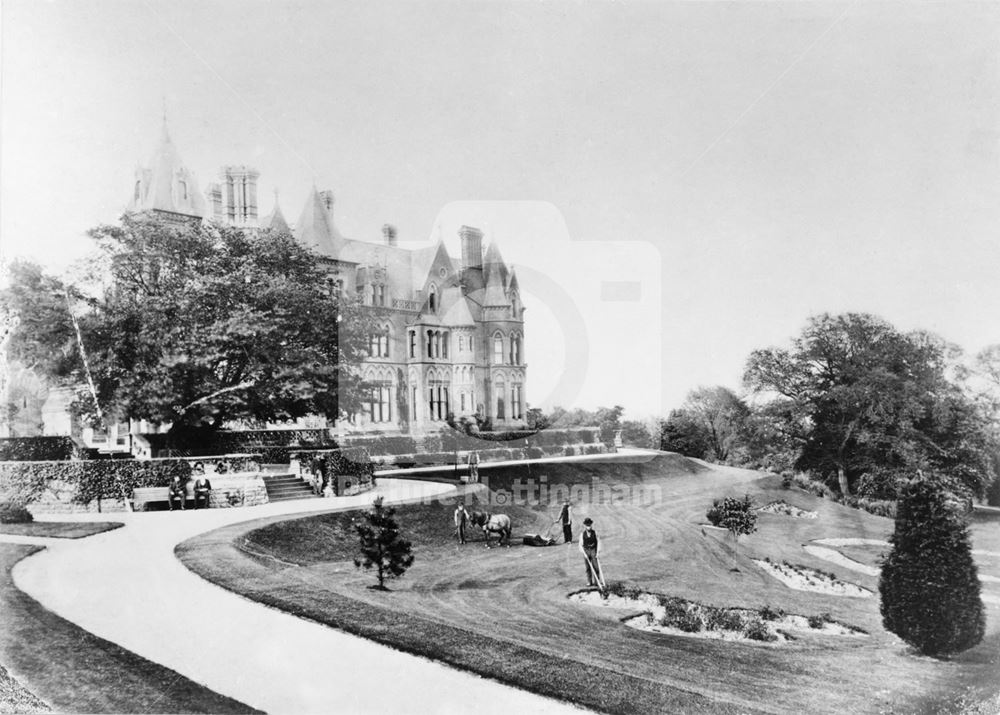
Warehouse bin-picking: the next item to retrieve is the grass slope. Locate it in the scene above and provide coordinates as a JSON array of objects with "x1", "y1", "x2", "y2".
[
  {"x1": 178, "y1": 454, "x2": 1000, "y2": 714},
  {"x1": 0, "y1": 544, "x2": 260, "y2": 714}
]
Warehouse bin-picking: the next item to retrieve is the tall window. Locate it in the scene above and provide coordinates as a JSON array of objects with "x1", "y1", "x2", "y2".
[
  {"x1": 409, "y1": 331, "x2": 416, "y2": 359},
  {"x1": 495, "y1": 380, "x2": 505, "y2": 419},
  {"x1": 428, "y1": 284, "x2": 437, "y2": 313},
  {"x1": 493, "y1": 334, "x2": 504, "y2": 364},
  {"x1": 367, "y1": 383, "x2": 392, "y2": 423},
  {"x1": 134, "y1": 180, "x2": 141, "y2": 200},
  {"x1": 368, "y1": 329, "x2": 390, "y2": 358},
  {"x1": 376, "y1": 284, "x2": 386, "y2": 306},
  {"x1": 442, "y1": 332, "x2": 449, "y2": 359},
  {"x1": 426, "y1": 330, "x2": 433, "y2": 358},
  {"x1": 510, "y1": 334, "x2": 521, "y2": 364},
  {"x1": 511, "y1": 384, "x2": 523, "y2": 420}
]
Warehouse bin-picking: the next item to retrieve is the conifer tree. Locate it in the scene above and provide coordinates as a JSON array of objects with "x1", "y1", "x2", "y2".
[
  {"x1": 354, "y1": 496, "x2": 414, "y2": 590},
  {"x1": 880, "y1": 475, "x2": 985, "y2": 656}
]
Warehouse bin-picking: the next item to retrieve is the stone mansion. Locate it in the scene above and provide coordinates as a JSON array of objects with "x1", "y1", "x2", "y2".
[{"x1": 127, "y1": 123, "x2": 527, "y2": 436}]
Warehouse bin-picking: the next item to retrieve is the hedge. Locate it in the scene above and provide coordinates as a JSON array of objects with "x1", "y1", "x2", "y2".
[
  {"x1": 0, "y1": 436, "x2": 83, "y2": 462},
  {"x1": 0, "y1": 459, "x2": 193, "y2": 510},
  {"x1": 289, "y1": 447, "x2": 374, "y2": 481},
  {"x1": 142, "y1": 428, "x2": 336, "y2": 459},
  {"x1": 341, "y1": 434, "x2": 418, "y2": 456}
]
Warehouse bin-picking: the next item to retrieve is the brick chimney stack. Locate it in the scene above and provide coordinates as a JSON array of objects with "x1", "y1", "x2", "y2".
[
  {"x1": 382, "y1": 223, "x2": 398, "y2": 247},
  {"x1": 459, "y1": 225, "x2": 484, "y2": 270}
]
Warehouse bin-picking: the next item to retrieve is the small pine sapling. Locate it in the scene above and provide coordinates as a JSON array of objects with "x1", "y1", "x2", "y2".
[{"x1": 354, "y1": 496, "x2": 415, "y2": 590}]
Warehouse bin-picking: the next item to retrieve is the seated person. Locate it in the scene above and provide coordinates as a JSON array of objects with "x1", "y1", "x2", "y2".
[
  {"x1": 193, "y1": 475, "x2": 212, "y2": 509},
  {"x1": 167, "y1": 475, "x2": 186, "y2": 511}
]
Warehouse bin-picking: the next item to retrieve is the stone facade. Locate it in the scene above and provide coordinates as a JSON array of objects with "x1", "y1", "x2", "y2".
[{"x1": 127, "y1": 122, "x2": 528, "y2": 437}]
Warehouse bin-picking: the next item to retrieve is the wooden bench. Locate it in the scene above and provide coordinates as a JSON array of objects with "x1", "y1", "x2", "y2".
[{"x1": 132, "y1": 484, "x2": 213, "y2": 511}]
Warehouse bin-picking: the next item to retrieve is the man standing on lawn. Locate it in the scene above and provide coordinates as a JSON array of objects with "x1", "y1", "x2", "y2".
[
  {"x1": 579, "y1": 517, "x2": 602, "y2": 587},
  {"x1": 558, "y1": 500, "x2": 573, "y2": 544},
  {"x1": 454, "y1": 502, "x2": 469, "y2": 544}
]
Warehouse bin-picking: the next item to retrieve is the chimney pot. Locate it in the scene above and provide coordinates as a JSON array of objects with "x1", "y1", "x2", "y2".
[{"x1": 382, "y1": 223, "x2": 398, "y2": 247}]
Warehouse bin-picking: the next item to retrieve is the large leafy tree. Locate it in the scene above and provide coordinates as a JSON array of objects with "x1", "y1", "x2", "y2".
[
  {"x1": 4, "y1": 214, "x2": 375, "y2": 433},
  {"x1": 880, "y1": 474, "x2": 984, "y2": 656},
  {"x1": 744, "y1": 313, "x2": 996, "y2": 497}
]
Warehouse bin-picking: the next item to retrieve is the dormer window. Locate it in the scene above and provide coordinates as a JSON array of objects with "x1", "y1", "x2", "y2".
[{"x1": 428, "y1": 284, "x2": 437, "y2": 313}]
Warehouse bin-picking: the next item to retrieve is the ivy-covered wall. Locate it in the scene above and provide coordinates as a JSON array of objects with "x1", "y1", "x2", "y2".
[{"x1": 0, "y1": 459, "x2": 193, "y2": 513}]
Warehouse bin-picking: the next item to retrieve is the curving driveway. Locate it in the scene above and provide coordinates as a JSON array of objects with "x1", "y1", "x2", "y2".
[{"x1": 9, "y1": 478, "x2": 585, "y2": 714}]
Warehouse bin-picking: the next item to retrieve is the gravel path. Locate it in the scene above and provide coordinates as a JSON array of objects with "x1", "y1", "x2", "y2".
[{"x1": 8, "y1": 478, "x2": 582, "y2": 714}]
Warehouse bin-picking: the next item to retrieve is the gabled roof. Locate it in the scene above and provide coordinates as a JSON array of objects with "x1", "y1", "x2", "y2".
[{"x1": 411, "y1": 241, "x2": 457, "y2": 290}]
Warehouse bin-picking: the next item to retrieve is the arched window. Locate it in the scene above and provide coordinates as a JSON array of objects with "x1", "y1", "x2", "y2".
[
  {"x1": 178, "y1": 179, "x2": 188, "y2": 200},
  {"x1": 134, "y1": 180, "x2": 141, "y2": 201},
  {"x1": 409, "y1": 331, "x2": 416, "y2": 359},
  {"x1": 426, "y1": 330, "x2": 433, "y2": 358},
  {"x1": 442, "y1": 332, "x2": 449, "y2": 359},
  {"x1": 495, "y1": 379, "x2": 505, "y2": 420},
  {"x1": 428, "y1": 284, "x2": 437, "y2": 313},
  {"x1": 509, "y1": 334, "x2": 521, "y2": 364},
  {"x1": 493, "y1": 333, "x2": 504, "y2": 364},
  {"x1": 511, "y1": 384, "x2": 523, "y2": 420}
]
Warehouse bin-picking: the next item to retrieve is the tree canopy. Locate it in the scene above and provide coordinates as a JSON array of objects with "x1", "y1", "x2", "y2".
[
  {"x1": 2, "y1": 213, "x2": 376, "y2": 433},
  {"x1": 743, "y1": 312, "x2": 997, "y2": 498}
]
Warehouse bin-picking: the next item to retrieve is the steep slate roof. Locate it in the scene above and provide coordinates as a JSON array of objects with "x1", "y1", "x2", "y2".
[
  {"x1": 294, "y1": 187, "x2": 342, "y2": 256},
  {"x1": 261, "y1": 194, "x2": 290, "y2": 233},
  {"x1": 440, "y1": 287, "x2": 476, "y2": 326},
  {"x1": 482, "y1": 241, "x2": 510, "y2": 288},
  {"x1": 131, "y1": 120, "x2": 206, "y2": 218}
]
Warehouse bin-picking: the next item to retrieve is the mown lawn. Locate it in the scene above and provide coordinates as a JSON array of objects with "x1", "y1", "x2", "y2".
[
  {"x1": 0, "y1": 544, "x2": 260, "y2": 714},
  {"x1": 0, "y1": 521, "x2": 123, "y2": 539},
  {"x1": 179, "y1": 454, "x2": 1000, "y2": 714}
]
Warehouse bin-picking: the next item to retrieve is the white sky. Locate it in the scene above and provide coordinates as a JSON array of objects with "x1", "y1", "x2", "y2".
[{"x1": 1, "y1": 1, "x2": 998, "y2": 420}]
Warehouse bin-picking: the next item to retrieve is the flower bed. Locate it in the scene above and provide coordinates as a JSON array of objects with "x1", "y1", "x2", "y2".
[
  {"x1": 569, "y1": 584, "x2": 866, "y2": 644},
  {"x1": 754, "y1": 558, "x2": 873, "y2": 598},
  {"x1": 759, "y1": 500, "x2": 817, "y2": 519},
  {"x1": 803, "y1": 545, "x2": 880, "y2": 576}
]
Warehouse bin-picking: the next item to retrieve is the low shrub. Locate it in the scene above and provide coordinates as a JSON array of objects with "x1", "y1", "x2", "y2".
[
  {"x1": 673, "y1": 609, "x2": 704, "y2": 633},
  {"x1": 0, "y1": 502, "x2": 33, "y2": 523},
  {"x1": 705, "y1": 501, "x2": 723, "y2": 526},
  {"x1": 564, "y1": 446, "x2": 576, "y2": 457},
  {"x1": 780, "y1": 473, "x2": 793, "y2": 490},
  {"x1": 705, "y1": 608, "x2": 745, "y2": 632},
  {"x1": 759, "y1": 605, "x2": 783, "y2": 621},
  {"x1": 605, "y1": 581, "x2": 628, "y2": 598},
  {"x1": 743, "y1": 618, "x2": 777, "y2": 642},
  {"x1": 525, "y1": 447, "x2": 544, "y2": 460},
  {"x1": 807, "y1": 614, "x2": 826, "y2": 629}
]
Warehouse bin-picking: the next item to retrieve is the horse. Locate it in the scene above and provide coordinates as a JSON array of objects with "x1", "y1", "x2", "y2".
[{"x1": 468, "y1": 511, "x2": 512, "y2": 548}]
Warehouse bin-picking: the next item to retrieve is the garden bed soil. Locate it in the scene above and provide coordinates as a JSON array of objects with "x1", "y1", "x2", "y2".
[
  {"x1": 569, "y1": 590, "x2": 866, "y2": 645},
  {"x1": 753, "y1": 559, "x2": 873, "y2": 598}
]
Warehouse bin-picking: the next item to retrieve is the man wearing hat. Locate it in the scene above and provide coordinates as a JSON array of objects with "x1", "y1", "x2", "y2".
[
  {"x1": 556, "y1": 500, "x2": 572, "y2": 544},
  {"x1": 578, "y1": 517, "x2": 602, "y2": 587}
]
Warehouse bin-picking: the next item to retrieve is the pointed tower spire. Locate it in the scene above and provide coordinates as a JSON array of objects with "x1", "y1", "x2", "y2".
[{"x1": 262, "y1": 188, "x2": 290, "y2": 233}]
